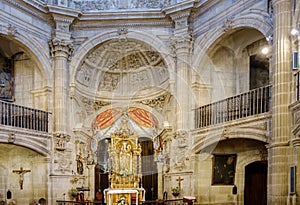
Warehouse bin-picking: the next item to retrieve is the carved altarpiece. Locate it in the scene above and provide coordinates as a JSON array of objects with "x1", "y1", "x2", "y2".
[{"x1": 105, "y1": 118, "x2": 145, "y2": 205}]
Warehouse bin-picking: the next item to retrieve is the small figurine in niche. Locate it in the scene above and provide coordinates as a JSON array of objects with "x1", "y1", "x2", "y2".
[{"x1": 77, "y1": 154, "x2": 84, "y2": 175}]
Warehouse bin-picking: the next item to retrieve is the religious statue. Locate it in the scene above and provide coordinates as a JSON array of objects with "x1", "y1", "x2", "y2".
[
  {"x1": 77, "y1": 154, "x2": 85, "y2": 175},
  {"x1": 12, "y1": 167, "x2": 31, "y2": 190}
]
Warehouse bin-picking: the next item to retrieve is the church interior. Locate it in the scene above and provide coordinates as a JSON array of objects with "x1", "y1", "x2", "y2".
[{"x1": 0, "y1": 0, "x2": 300, "y2": 205}]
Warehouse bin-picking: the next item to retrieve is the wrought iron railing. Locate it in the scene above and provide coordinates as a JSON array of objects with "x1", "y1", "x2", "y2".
[
  {"x1": 0, "y1": 100, "x2": 49, "y2": 132},
  {"x1": 195, "y1": 85, "x2": 271, "y2": 128},
  {"x1": 295, "y1": 71, "x2": 300, "y2": 101}
]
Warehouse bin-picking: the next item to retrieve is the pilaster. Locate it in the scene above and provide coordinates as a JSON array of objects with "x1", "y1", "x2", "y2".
[
  {"x1": 48, "y1": 6, "x2": 78, "y2": 135},
  {"x1": 166, "y1": 2, "x2": 194, "y2": 132},
  {"x1": 48, "y1": 7, "x2": 79, "y2": 185}
]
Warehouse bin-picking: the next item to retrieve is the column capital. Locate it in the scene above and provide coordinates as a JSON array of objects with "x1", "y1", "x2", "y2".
[
  {"x1": 171, "y1": 33, "x2": 193, "y2": 54},
  {"x1": 49, "y1": 38, "x2": 74, "y2": 60}
]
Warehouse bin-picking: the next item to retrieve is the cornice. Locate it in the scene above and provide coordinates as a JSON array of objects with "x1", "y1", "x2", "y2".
[
  {"x1": 3, "y1": 0, "x2": 49, "y2": 21},
  {"x1": 78, "y1": 10, "x2": 165, "y2": 21},
  {"x1": 23, "y1": 0, "x2": 48, "y2": 12},
  {"x1": 163, "y1": 0, "x2": 195, "y2": 16},
  {"x1": 73, "y1": 21, "x2": 173, "y2": 30},
  {"x1": 48, "y1": 5, "x2": 81, "y2": 19}
]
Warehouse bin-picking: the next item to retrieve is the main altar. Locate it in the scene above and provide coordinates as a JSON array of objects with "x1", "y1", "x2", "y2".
[{"x1": 104, "y1": 118, "x2": 145, "y2": 205}]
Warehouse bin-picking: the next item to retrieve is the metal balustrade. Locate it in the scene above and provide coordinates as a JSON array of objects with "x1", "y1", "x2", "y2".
[
  {"x1": 195, "y1": 85, "x2": 271, "y2": 128},
  {"x1": 0, "y1": 100, "x2": 49, "y2": 132}
]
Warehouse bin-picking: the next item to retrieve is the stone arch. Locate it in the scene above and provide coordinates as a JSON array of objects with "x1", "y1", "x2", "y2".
[
  {"x1": 234, "y1": 149, "x2": 267, "y2": 204},
  {"x1": 192, "y1": 13, "x2": 273, "y2": 73},
  {"x1": 0, "y1": 133, "x2": 50, "y2": 157},
  {"x1": 191, "y1": 122, "x2": 269, "y2": 154},
  {"x1": 70, "y1": 30, "x2": 175, "y2": 86},
  {"x1": 0, "y1": 23, "x2": 52, "y2": 87}
]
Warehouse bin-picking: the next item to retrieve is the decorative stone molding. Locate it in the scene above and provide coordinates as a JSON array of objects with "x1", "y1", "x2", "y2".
[
  {"x1": 139, "y1": 94, "x2": 169, "y2": 113},
  {"x1": 171, "y1": 32, "x2": 194, "y2": 53},
  {"x1": 54, "y1": 133, "x2": 71, "y2": 151},
  {"x1": 117, "y1": 28, "x2": 128, "y2": 42},
  {"x1": 290, "y1": 101, "x2": 300, "y2": 137},
  {"x1": 54, "y1": 150, "x2": 72, "y2": 173},
  {"x1": 73, "y1": 0, "x2": 171, "y2": 11},
  {"x1": 7, "y1": 24, "x2": 17, "y2": 37},
  {"x1": 171, "y1": 130, "x2": 189, "y2": 171},
  {"x1": 49, "y1": 38, "x2": 74, "y2": 60},
  {"x1": 8, "y1": 133, "x2": 15, "y2": 143},
  {"x1": 93, "y1": 101, "x2": 112, "y2": 110},
  {"x1": 223, "y1": 16, "x2": 234, "y2": 32},
  {"x1": 53, "y1": 133, "x2": 72, "y2": 174},
  {"x1": 191, "y1": 114, "x2": 271, "y2": 153}
]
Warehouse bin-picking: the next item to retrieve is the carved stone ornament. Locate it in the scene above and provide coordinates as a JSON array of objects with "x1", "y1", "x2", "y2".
[
  {"x1": 54, "y1": 150, "x2": 72, "y2": 174},
  {"x1": 8, "y1": 133, "x2": 15, "y2": 143},
  {"x1": 73, "y1": 0, "x2": 172, "y2": 11},
  {"x1": 223, "y1": 16, "x2": 234, "y2": 32},
  {"x1": 171, "y1": 31, "x2": 194, "y2": 53},
  {"x1": 49, "y1": 38, "x2": 74, "y2": 61},
  {"x1": 54, "y1": 133, "x2": 71, "y2": 151},
  {"x1": 117, "y1": 27, "x2": 128, "y2": 41},
  {"x1": 117, "y1": 27, "x2": 128, "y2": 36},
  {"x1": 93, "y1": 100, "x2": 111, "y2": 110},
  {"x1": 7, "y1": 24, "x2": 17, "y2": 37},
  {"x1": 139, "y1": 94, "x2": 169, "y2": 113}
]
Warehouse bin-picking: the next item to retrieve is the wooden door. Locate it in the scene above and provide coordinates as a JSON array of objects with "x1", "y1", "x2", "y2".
[
  {"x1": 140, "y1": 139, "x2": 158, "y2": 201},
  {"x1": 244, "y1": 161, "x2": 267, "y2": 205},
  {"x1": 95, "y1": 166, "x2": 109, "y2": 203}
]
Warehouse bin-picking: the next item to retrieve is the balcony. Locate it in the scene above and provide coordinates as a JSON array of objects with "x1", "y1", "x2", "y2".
[
  {"x1": 194, "y1": 85, "x2": 271, "y2": 129},
  {"x1": 0, "y1": 100, "x2": 50, "y2": 132}
]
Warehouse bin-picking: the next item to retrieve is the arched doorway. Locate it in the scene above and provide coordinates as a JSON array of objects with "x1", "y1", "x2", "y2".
[{"x1": 244, "y1": 161, "x2": 267, "y2": 205}]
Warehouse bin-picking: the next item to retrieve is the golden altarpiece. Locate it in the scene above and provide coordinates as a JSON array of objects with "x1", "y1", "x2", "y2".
[{"x1": 104, "y1": 118, "x2": 145, "y2": 205}]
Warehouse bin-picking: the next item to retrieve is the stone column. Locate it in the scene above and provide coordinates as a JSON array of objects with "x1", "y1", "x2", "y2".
[
  {"x1": 49, "y1": 38, "x2": 73, "y2": 135},
  {"x1": 169, "y1": 9, "x2": 193, "y2": 132},
  {"x1": 48, "y1": 7, "x2": 79, "y2": 203},
  {"x1": 156, "y1": 162, "x2": 164, "y2": 199},
  {"x1": 268, "y1": 0, "x2": 291, "y2": 204},
  {"x1": 48, "y1": 6, "x2": 79, "y2": 137}
]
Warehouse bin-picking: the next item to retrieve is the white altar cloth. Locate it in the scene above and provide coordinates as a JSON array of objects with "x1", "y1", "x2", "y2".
[{"x1": 104, "y1": 188, "x2": 145, "y2": 205}]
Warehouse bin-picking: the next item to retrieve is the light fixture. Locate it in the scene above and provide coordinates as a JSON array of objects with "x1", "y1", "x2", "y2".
[
  {"x1": 261, "y1": 47, "x2": 269, "y2": 55},
  {"x1": 291, "y1": 28, "x2": 299, "y2": 36},
  {"x1": 266, "y1": 35, "x2": 272, "y2": 43}
]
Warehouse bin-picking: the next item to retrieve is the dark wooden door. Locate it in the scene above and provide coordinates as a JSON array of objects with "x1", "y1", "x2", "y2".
[
  {"x1": 95, "y1": 166, "x2": 109, "y2": 203},
  {"x1": 140, "y1": 139, "x2": 158, "y2": 201},
  {"x1": 244, "y1": 161, "x2": 267, "y2": 205}
]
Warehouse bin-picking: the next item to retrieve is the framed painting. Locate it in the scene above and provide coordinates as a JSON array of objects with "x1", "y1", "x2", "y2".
[
  {"x1": 212, "y1": 154, "x2": 237, "y2": 185},
  {"x1": 0, "y1": 55, "x2": 14, "y2": 101}
]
